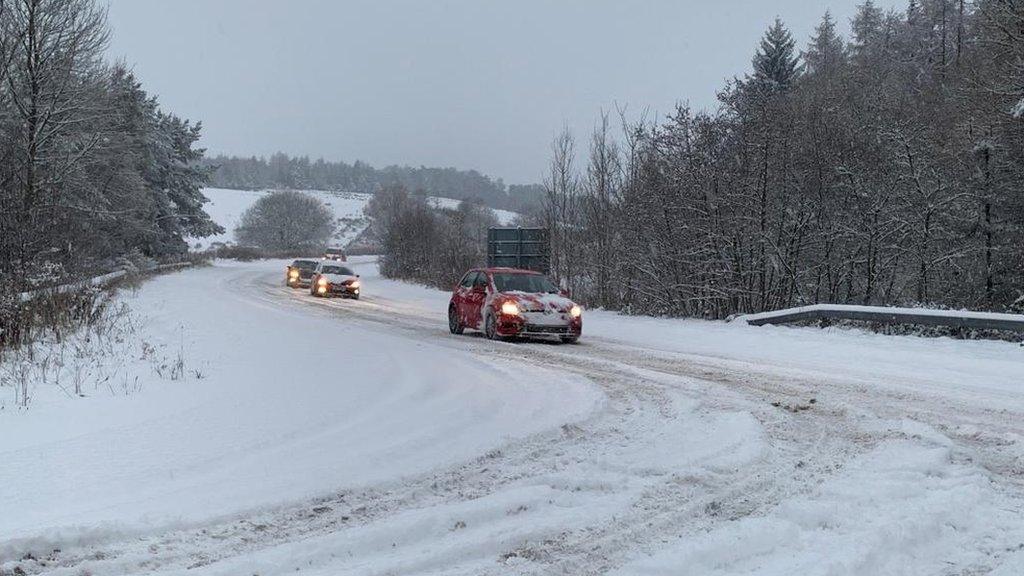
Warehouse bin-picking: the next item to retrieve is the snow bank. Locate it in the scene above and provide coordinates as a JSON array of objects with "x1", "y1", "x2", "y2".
[
  {"x1": 0, "y1": 260, "x2": 602, "y2": 547},
  {"x1": 618, "y1": 429, "x2": 1024, "y2": 575},
  {"x1": 172, "y1": 389, "x2": 766, "y2": 576},
  {"x1": 580, "y1": 311, "x2": 1024, "y2": 403}
]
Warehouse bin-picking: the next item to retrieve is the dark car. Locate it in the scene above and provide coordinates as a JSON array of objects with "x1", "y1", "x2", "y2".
[
  {"x1": 286, "y1": 259, "x2": 318, "y2": 288},
  {"x1": 323, "y1": 247, "x2": 347, "y2": 261},
  {"x1": 448, "y1": 268, "x2": 582, "y2": 343}
]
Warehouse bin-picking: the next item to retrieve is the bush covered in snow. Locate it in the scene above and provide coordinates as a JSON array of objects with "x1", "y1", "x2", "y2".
[{"x1": 234, "y1": 191, "x2": 336, "y2": 253}]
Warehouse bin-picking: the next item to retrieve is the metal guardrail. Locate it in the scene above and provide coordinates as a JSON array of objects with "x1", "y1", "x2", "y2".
[
  {"x1": 17, "y1": 262, "x2": 192, "y2": 303},
  {"x1": 734, "y1": 304, "x2": 1024, "y2": 333}
]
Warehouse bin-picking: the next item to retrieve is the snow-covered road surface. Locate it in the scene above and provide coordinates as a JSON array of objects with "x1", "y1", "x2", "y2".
[{"x1": 4, "y1": 257, "x2": 1024, "y2": 575}]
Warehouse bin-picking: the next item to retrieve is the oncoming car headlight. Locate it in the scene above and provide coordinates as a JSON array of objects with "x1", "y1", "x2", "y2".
[
  {"x1": 317, "y1": 277, "x2": 328, "y2": 286},
  {"x1": 500, "y1": 301, "x2": 520, "y2": 316},
  {"x1": 569, "y1": 305, "x2": 582, "y2": 318},
  {"x1": 288, "y1": 269, "x2": 299, "y2": 279},
  {"x1": 348, "y1": 280, "x2": 360, "y2": 289}
]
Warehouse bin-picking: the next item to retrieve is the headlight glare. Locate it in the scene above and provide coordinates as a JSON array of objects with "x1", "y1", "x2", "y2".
[
  {"x1": 317, "y1": 277, "x2": 328, "y2": 286},
  {"x1": 569, "y1": 305, "x2": 582, "y2": 318},
  {"x1": 500, "y1": 301, "x2": 520, "y2": 316}
]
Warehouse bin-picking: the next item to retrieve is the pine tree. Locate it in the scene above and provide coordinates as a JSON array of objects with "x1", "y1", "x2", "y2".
[
  {"x1": 851, "y1": 1, "x2": 885, "y2": 56},
  {"x1": 751, "y1": 18, "x2": 802, "y2": 91},
  {"x1": 804, "y1": 12, "x2": 846, "y2": 77}
]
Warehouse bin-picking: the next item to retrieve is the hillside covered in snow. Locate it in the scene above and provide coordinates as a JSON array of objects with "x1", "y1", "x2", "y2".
[{"x1": 189, "y1": 188, "x2": 518, "y2": 251}]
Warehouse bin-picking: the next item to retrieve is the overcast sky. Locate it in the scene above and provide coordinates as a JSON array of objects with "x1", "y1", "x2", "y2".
[{"x1": 106, "y1": 0, "x2": 897, "y2": 185}]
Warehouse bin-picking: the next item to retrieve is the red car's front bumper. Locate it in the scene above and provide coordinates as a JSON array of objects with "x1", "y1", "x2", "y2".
[{"x1": 495, "y1": 312, "x2": 582, "y2": 338}]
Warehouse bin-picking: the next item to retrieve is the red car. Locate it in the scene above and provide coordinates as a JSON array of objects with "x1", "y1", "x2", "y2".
[{"x1": 448, "y1": 268, "x2": 582, "y2": 343}]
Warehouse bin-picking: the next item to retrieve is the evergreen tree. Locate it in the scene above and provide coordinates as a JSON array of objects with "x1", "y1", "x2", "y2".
[
  {"x1": 804, "y1": 12, "x2": 845, "y2": 77},
  {"x1": 751, "y1": 18, "x2": 801, "y2": 91}
]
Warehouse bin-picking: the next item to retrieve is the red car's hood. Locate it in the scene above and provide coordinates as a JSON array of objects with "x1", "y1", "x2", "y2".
[{"x1": 501, "y1": 291, "x2": 576, "y2": 313}]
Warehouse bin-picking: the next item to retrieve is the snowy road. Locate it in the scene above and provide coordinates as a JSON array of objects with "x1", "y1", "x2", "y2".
[{"x1": 5, "y1": 258, "x2": 1024, "y2": 575}]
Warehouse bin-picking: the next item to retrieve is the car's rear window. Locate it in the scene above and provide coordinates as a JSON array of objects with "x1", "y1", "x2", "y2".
[
  {"x1": 293, "y1": 260, "x2": 317, "y2": 270},
  {"x1": 323, "y1": 266, "x2": 354, "y2": 275},
  {"x1": 492, "y1": 272, "x2": 558, "y2": 294}
]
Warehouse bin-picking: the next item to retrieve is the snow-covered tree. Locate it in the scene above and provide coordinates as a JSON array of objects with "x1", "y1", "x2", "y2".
[
  {"x1": 804, "y1": 12, "x2": 845, "y2": 77},
  {"x1": 235, "y1": 191, "x2": 335, "y2": 252},
  {"x1": 751, "y1": 18, "x2": 802, "y2": 91}
]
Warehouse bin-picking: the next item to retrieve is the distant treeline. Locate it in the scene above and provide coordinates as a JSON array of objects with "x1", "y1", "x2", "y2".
[
  {"x1": 541, "y1": 1, "x2": 1024, "y2": 318},
  {"x1": 203, "y1": 153, "x2": 543, "y2": 213}
]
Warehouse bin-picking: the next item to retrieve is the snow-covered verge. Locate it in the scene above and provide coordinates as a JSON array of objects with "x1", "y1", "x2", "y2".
[
  {"x1": 189, "y1": 188, "x2": 518, "y2": 251},
  {"x1": 617, "y1": 432, "x2": 1024, "y2": 575},
  {"x1": 0, "y1": 262, "x2": 601, "y2": 552},
  {"x1": 4, "y1": 258, "x2": 1024, "y2": 575}
]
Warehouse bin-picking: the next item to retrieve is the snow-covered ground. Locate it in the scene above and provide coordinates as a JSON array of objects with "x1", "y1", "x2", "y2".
[
  {"x1": 0, "y1": 261, "x2": 600, "y2": 546},
  {"x1": 426, "y1": 196, "x2": 519, "y2": 225},
  {"x1": 189, "y1": 188, "x2": 518, "y2": 251},
  {"x1": 3, "y1": 258, "x2": 1024, "y2": 575}
]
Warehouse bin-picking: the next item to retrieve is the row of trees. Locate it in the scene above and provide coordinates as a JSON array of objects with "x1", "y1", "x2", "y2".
[
  {"x1": 204, "y1": 153, "x2": 544, "y2": 213},
  {"x1": 0, "y1": 0, "x2": 218, "y2": 292},
  {"x1": 367, "y1": 186, "x2": 496, "y2": 288},
  {"x1": 539, "y1": 0, "x2": 1024, "y2": 317}
]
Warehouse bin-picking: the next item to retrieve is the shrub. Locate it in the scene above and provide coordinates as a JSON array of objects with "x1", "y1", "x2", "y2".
[{"x1": 235, "y1": 191, "x2": 335, "y2": 252}]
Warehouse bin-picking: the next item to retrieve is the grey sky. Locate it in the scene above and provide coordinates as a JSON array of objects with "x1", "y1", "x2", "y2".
[{"x1": 106, "y1": 1, "x2": 897, "y2": 185}]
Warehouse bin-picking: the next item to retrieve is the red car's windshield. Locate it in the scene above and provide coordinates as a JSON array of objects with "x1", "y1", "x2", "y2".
[{"x1": 492, "y1": 273, "x2": 558, "y2": 294}]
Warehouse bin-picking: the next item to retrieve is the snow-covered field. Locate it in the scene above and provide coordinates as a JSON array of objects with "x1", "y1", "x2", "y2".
[
  {"x1": 3, "y1": 258, "x2": 1024, "y2": 575},
  {"x1": 189, "y1": 188, "x2": 518, "y2": 251}
]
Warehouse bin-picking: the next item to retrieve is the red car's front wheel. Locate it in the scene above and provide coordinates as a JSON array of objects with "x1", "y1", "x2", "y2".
[
  {"x1": 484, "y1": 313, "x2": 501, "y2": 340},
  {"x1": 448, "y1": 305, "x2": 464, "y2": 335}
]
